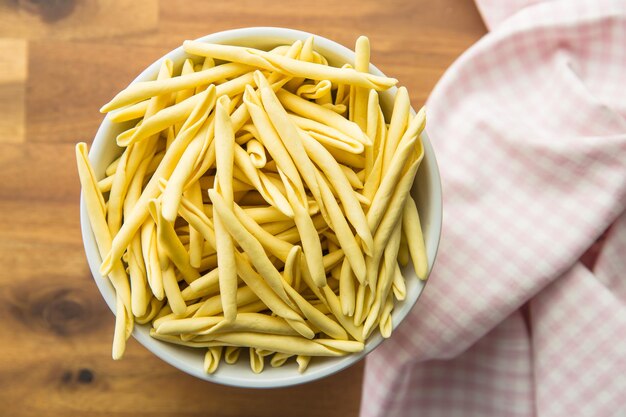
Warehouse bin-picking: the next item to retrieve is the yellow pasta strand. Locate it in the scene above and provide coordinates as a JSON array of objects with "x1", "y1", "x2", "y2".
[
  {"x1": 183, "y1": 40, "x2": 397, "y2": 90},
  {"x1": 213, "y1": 95, "x2": 238, "y2": 322}
]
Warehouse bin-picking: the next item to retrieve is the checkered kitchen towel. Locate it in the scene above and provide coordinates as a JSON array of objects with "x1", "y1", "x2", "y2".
[{"x1": 361, "y1": 0, "x2": 626, "y2": 416}]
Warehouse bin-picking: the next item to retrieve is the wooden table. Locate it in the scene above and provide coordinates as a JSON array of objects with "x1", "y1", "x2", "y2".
[{"x1": 0, "y1": 1, "x2": 485, "y2": 415}]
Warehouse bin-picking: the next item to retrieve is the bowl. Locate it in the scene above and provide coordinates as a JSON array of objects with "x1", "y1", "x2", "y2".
[{"x1": 80, "y1": 27, "x2": 442, "y2": 388}]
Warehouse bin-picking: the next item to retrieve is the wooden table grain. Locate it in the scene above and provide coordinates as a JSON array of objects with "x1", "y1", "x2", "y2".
[{"x1": 0, "y1": 1, "x2": 485, "y2": 416}]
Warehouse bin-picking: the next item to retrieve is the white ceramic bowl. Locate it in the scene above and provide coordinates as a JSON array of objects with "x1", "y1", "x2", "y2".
[{"x1": 80, "y1": 27, "x2": 442, "y2": 388}]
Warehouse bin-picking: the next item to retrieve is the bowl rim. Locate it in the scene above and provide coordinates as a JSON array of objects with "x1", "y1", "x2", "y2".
[{"x1": 80, "y1": 26, "x2": 443, "y2": 388}]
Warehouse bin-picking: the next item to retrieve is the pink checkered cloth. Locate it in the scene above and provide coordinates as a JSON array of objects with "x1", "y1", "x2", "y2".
[{"x1": 360, "y1": 1, "x2": 626, "y2": 416}]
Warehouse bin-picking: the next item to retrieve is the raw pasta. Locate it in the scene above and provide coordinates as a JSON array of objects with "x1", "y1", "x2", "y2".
[{"x1": 76, "y1": 34, "x2": 428, "y2": 374}]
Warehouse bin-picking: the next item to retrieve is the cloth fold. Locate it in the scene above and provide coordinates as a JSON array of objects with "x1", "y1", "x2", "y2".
[{"x1": 361, "y1": 0, "x2": 626, "y2": 415}]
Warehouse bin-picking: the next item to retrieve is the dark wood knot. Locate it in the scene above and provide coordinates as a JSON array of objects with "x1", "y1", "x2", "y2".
[
  {"x1": 60, "y1": 368, "x2": 95, "y2": 386},
  {"x1": 77, "y1": 368, "x2": 94, "y2": 384},
  {"x1": 16, "y1": 0, "x2": 77, "y2": 23},
  {"x1": 44, "y1": 295, "x2": 85, "y2": 335},
  {"x1": 9, "y1": 284, "x2": 101, "y2": 337}
]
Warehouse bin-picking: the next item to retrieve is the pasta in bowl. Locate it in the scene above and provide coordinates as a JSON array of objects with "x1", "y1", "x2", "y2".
[{"x1": 77, "y1": 27, "x2": 442, "y2": 387}]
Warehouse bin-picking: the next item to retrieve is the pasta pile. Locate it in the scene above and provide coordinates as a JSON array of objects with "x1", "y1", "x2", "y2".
[{"x1": 76, "y1": 35, "x2": 427, "y2": 374}]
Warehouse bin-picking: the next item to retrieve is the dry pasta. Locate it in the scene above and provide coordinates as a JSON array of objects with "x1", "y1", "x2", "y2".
[{"x1": 76, "y1": 35, "x2": 428, "y2": 374}]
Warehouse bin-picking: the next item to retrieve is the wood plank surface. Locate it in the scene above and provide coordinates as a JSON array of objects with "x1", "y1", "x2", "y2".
[{"x1": 0, "y1": 1, "x2": 486, "y2": 416}]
